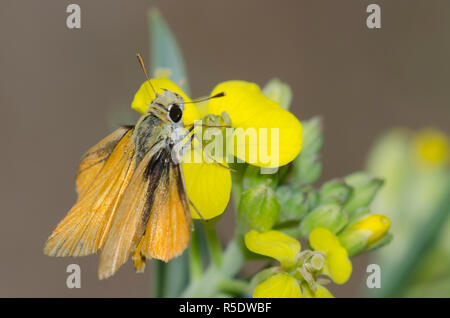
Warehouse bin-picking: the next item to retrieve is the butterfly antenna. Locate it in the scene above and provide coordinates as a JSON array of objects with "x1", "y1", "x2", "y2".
[
  {"x1": 136, "y1": 53, "x2": 157, "y2": 95},
  {"x1": 183, "y1": 92, "x2": 226, "y2": 104}
]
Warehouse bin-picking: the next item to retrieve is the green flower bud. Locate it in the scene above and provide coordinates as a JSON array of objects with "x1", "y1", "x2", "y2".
[
  {"x1": 242, "y1": 165, "x2": 278, "y2": 191},
  {"x1": 293, "y1": 155, "x2": 322, "y2": 186},
  {"x1": 238, "y1": 182, "x2": 281, "y2": 232},
  {"x1": 262, "y1": 78, "x2": 293, "y2": 110},
  {"x1": 343, "y1": 172, "x2": 384, "y2": 215},
  {"x1": 319, "y1": 179, "x2": 352, "y2": 204},
  {"x1": 276, "y1": 185, "x2": 319, "y2": 223},
  {"x1": 292, "y1": 118, "x2": 323, "y2": 186},
  {"x1": 299, "y1": 204, "x2": 348, "y2": 237},
  {"x1": 337, "y1": 231, "x2": 368, "y2": 257},
  {"x1": 299, "y1": 117, "x2": 323, "y2": 156},
  {"x1": 347, "y1": 207, "x2": 371, "y2": 224}
]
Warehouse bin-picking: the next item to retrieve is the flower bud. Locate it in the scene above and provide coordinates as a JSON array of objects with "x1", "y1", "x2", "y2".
[
  {"x1": 343, "y1": 172, "x2": 384, "y2": 215},
  {"x1": 299, "y1": 204, "x2": 348, "y2": 237},
  {"x1": 319, "y1": 179, "x2": 352, "y2": 204},
  {"x1": 414, "y1": 128, "x2": 449, "y2": 166},
  {"x1": 262, "y1": 78, "x2": 293, "y2": 110},
  {"x1": 292, "y1": 118, "x2": 323, "y2": 186},
  {"x1": 299, "y1": 117, "x2": 323, "y2": 156},
  {"x1": 338, "y1": 214, "x2": 391, "y2": 256},
  {"x1": 276, "y1": 185, "x2": 319, "y2": 223},
  {"x1": 293, "y1": 155, "x2": 322, "y2": 186},
  {"x1": 238, "y1": 182, "x2": 281, "y2": 232},
  {"x1": 242, "y1": 165, "x2": 278, "y2": 191}
]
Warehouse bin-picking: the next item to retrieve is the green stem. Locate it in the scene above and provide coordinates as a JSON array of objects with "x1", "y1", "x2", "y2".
[
  {"x1": 151, "y1": 260, "x2": 165, "y2": 297},
  {"x1": 181, "y1": 236, "x2": 246, "y2": 297},
  {"x1": 204, "y1": 221, "x2": 223, "y2": 267},
  {"x1": 188, "y1": 227, "x2": 203, "y2": 281},
  {"x1": 218, "y1": 278, "x2": 249, "y2": 295}
]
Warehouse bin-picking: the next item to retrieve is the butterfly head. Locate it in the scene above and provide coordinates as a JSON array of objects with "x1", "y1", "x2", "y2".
[{"x1": 151, "y1": 90, "x2": 185, "y2": 125}]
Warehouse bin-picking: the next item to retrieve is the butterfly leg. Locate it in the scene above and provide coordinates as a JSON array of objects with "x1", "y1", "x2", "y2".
[{"x1": 190, "y1": 133, "x2": 236, "y2": 172}]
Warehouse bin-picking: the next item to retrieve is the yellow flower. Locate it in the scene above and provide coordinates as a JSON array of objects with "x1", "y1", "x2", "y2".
[
  {"x1": 349, "y1": 214, "x2": 391, "y2": 246},
  {"x1": 131, "y1": 79, "x2": 303, "y2": 220},
  {"x1": 414, "y1": 128, "x2": 449, "y2": 166},
  {"x1": 309, "y1": 228, "x2": 352, "y2": 284},
  {"x1": 245, "y1": 230, "x2": 344, "y2": 298},
  {"x1": 301, "y1": 283, "x2": 334, "y2": 298},
  {"x1": 245, "y1": 230, "x2": 301, "y2": 268},
  {"x1": 253, "y1": 273, "x2": 302, "y2": 298}
]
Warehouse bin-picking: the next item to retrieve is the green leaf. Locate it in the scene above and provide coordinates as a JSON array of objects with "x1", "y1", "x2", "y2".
[
  {"x1": 151, "y1": 253, "x2": 190, "y2": 297},
  {"x1": 148, "y1": 8, "x2": 190, "y2": 95}
]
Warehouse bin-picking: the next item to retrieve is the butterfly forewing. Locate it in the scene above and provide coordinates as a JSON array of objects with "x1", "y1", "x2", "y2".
[
  {"x1": 44, "y1": 127, "x2": 136, "y2": 257},
  {"x1": 46, "y1": 96, "x2": 193, "y2": 280}
]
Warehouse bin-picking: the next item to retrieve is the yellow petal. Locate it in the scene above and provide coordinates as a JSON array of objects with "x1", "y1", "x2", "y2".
[
  {"x1": 245, "y1": 230, "x2": 301, "y2": 268},
  {"x1": 182, "y1": 154, "x2": 231, "y2": 220},
  {"x1": 325, "y1": 249, "x2": 352, "y2": 284},
  {"x1": 131, "y1": 78, "x2": 201, "y2": 125},
  {"x1": 253, "y1": 273, "x2": 302, "y2": 298},
  {"x1": 301, "y1": 283, "x2": 334, "y2": 298},
  {"x1": 208, "y1": 81, "x2": 302, "y2": 168},
  {"x1": 309, "y1": 227, "x2": 352, "y2": 284},
  {"x1": 314, "y1": 285, "x2": 335, "y2": 298},
  {"x1": 309, "y1": 227, "x2": 341, "y2": 254},
  {"x1": 350, "y1": 214, "x2": 391, "y2": 246}
]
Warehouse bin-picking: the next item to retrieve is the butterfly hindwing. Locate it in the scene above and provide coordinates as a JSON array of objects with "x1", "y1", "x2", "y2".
[
  {"x1": 98, "y1": 146, "x2": 192, "y2": 279},
  {"x1": 137, "y1": 162, "x2": 191, "y2": 263},
  {"x1": 98, "y1": 144, "x2": 168, "y2": 279}
]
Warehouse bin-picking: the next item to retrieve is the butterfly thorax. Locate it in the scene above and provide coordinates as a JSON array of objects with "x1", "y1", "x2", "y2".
[{"x1": 133, "y1": 90, "x2": 186, "y2": 165}]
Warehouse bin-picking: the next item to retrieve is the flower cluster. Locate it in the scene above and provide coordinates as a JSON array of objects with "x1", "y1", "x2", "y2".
[
  {"x1": 245, "y1": 229, "x2": 350, "y2": 297},
  {"x1": 131, "y1": 75, "x2": 392, "y2": 298},
  {"x1": 232, "y1": 89, "x2": 392, "y2": 297}
]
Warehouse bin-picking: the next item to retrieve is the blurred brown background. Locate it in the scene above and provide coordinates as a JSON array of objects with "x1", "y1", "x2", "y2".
[{"x1": 0, "y1": 0, "x2": 449, "y2": 297}]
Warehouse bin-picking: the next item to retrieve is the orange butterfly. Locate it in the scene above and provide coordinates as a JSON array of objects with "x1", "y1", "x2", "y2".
[{"x1": 44, "y1": 55, "x2": 224, "y2": 279}]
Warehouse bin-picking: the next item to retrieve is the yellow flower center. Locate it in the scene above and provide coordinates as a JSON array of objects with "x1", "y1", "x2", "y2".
[{"x1": 414, "y1": 128, "x2": 449, "y2": 166}]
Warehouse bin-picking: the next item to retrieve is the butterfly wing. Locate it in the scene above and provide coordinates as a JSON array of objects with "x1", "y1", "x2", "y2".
[
  {"x1": 98, "y1": 145, "x2": 168, "y2": 279},
  {"x1": 98, "y1": 147, "x2": 192, "y2": 279},
  {"x1": 44, "y1": 127, "x2": 136, "y2": 257},
  {"x1": 137, "y1": 162, "x2": 191, "y2": 262},
  {"x1": 76, "y1": 126, "x2": 133, "y2": 195}
]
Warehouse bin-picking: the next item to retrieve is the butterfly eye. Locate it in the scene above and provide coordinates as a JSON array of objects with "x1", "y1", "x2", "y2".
[{"x1": 168, "y1": 104, "x2": 183, "y2": 123}]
